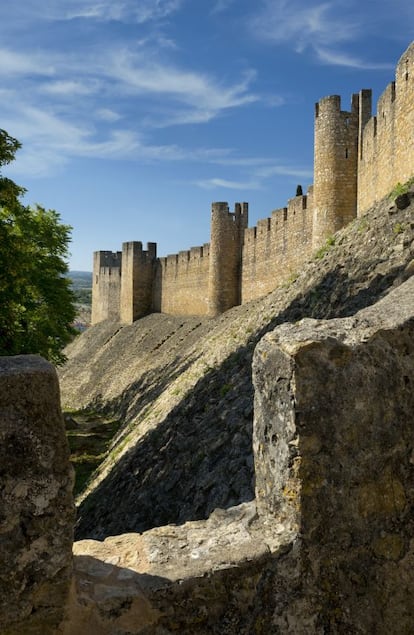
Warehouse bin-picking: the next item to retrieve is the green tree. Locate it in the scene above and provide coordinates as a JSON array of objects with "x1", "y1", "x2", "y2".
[{"x1": 0, "y1": 129, "x2": 76, "y2": 364}]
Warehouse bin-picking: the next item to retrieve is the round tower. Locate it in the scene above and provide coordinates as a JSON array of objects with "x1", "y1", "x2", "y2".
[
  {"x1": 312, "y1": 94, "x2": 359, "y2": 249},
  {"x1": 208, "y1": 202, "x2": 244, "y2": 316}
]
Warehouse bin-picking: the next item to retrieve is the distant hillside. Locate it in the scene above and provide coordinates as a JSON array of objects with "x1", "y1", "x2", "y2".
[
  {"x1": 68, "y1": 271, "x2": 92, "y2": 293},
  {"x1": 67, "y1": 271, "x2": 92, "y2": 328}
]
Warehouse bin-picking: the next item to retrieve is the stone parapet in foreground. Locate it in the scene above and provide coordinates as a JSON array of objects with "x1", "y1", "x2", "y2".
[
  {"x1": 0, "y1": 356, "x2": 74, "y2": 635},
  {"x1": 3, "y1": 275, "x2": 414, "y2": 633},
  {"x1": 252, "y1": 275, "x2": 414, "y2": 632},
  {"x1": 62, "y1": 502, "x2": 294, "y2": 634}
]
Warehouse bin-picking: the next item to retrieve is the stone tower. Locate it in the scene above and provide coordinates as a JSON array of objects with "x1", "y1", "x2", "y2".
[
  {"x1": 91, "y1": 250, "x2": 122, "y2": 324},
  {"x1": 312, "y1": 94, "x2": 359, "y2": 248},
  {"x1": 207, "y1": 202, "x2": 248, "y2": 316},
  {"x1": 120, "y1": 241, "x2": 157, "y2": 324},
  {"x1": 394, "y1": 42, "x2": 414, "y2": 190}
]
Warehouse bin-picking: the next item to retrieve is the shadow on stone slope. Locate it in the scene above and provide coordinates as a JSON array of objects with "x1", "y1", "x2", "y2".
[
  {"x1": 91, "y1": 353, "x2": 198, "y2": 423},
  {"x1": 75, "y1": 346, "x2": 255, "y2": 539},
  {"x1": 75, "y1": 257, "x2": 412, "y2": 540}
]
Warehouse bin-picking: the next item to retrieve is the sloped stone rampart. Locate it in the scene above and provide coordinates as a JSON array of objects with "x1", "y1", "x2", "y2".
[{"x1": 0, "y1": 356, "x2": 74, "y2": 635}]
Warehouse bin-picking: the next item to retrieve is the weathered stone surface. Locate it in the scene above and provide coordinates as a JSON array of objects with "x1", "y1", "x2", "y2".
[
  {"x1": 251, "y1": 275, "x2": 414, "y2": 633},
  {"x1": 61, "y1": 502, "x2": 294, "y2": 634},
  {"x1": 0, "y1": 356, "x2": 75, "y2": 635}
]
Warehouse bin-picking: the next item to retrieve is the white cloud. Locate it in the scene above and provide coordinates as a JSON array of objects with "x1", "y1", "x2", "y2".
[
  {"x1": 194, "y1": 158, "x2": 313, "y2": 192},
  {"x1": 63, "y1": 0, "x2": 184, "y2": 23},
  {"x1": 0, "y1": 35, "x2": 262, "y2": 178},
  {"x1": 252, "y1": 1, "x2": 359, "y2": 52},
  {"x1": 196, "y1": 177, "x2": 261, "y2": 190},
  {"x1": 1, "y1": 98, "x2": 194, "y2": 176},
  {"x1": 0, "y1": 7, "x2": 280, "y2": 182},
  {"x1": 4, "y1": 0, "x2": 184, "y2": 25},
  {"x1": 211, "y1": 0, "x2": 236, "y2": 15},
  {"x1": 249, "y1": 0, "x2": 403, "y2": 71},
  {"x1": 315, "y1": 47, "x2": 394, "y2": 70},
  {"x1": 256, "y1": 165, "x2": 314, "y2": 179},
  {"x1": 96, "y1": 108, "x2": 123, "y2": 122},
  {"x1": 41, "y1": 79, "x2": 100, "y2": 96},
  {"x1": 0, "y1": 48, "x2": 56, "y2": 76},
  {"x1": 0, "y1": 36, "x2": 259, "y2": 139},
  {"x1": 109, "y1": 49, "x2": 256, "y2": 106}
]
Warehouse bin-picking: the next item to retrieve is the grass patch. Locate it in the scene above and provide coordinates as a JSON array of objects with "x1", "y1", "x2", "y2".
[
  {"x1": 357, "y1": 217, "x2": 369, "y2": 233},
  {"x1": 393, "y1": 222, "x2": 405, "y2": 235},
  {"x1": 314, "y1": 235, "x2": 336, "y2": 260},
  {"x1": 65, "y1": 411, "x2": 122, "y2": 497},
  {"x1": 389, "y1": 176, "x2": 414, "y2": 199}
]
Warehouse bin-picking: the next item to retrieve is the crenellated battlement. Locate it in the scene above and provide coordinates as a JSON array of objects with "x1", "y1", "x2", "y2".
[
  {"x1": 95, "y1": 250, "x2": 122, "y2": 269},
  {"x1": 92, "y1": 41, "x2": 414, "y2": 325},
  {"x1": 241, "y1": 191, "x2": 313, "y2": 303},
  {"x1": 315, "y1": 94, "x2": 341, "y2": 117},
  {"x1": 358, "y1": 41, "x2": 414, "y2": 212}
]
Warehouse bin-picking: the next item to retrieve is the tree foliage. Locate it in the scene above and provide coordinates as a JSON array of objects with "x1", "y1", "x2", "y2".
[{"x1": 0, "y1": 129, "x2": 76, "y2": 364}]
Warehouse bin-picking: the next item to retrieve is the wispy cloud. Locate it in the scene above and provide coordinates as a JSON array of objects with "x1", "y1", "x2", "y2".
[
  {"x1": 3, "y1": 106, "x2": 187, "y2": 177},
  {"x1": 0, "y1": 36, "x2": 261, "y2": 176},
  {"x1": 107, "y1": 49, "x2": 257, "y2": 113},
  {"x1": 194, "y1": 157, "x2": 313, "y2": 192},
  {"x1": 5, "y1": 0, "x2": 184, "y2": 25},
  {"x1": 211, "y1": 0, "x2": 236, "y2": 15},
  {"x1": 315, "y1": 47, "x2": 394, "y2": 70},
  {"x1": 250, "y1": 0, "x2": 396, "y2": 69},
  {"x1": 256, "y1": 165, "x2": 314, "y2": 179},
  {"x1": 64, "y1": 0, "x2": 184, "y2": 23},
  {"x1": 252, "y1": 1, "x2": 359, "y2": 52},
  {"x1": 0, "y1": 48, "x2": 56, "y2": 76},
  {"x1": 41, "y1": 79, "x2": 100, "y2": 96},
  {"x1": 96, "y1": 108, "x2": 123, "y2": 122},
  {"x1": 196, "y1": 177, "x2": 261, "y2": 190},
  {"x1": 0, "y1": 2, "x2": 287, "y2": 184}
]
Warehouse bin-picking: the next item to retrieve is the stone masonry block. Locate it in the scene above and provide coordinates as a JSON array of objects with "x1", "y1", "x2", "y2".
[{"x1": 0, "y1": 356, "x2": 74, "y2": 635}]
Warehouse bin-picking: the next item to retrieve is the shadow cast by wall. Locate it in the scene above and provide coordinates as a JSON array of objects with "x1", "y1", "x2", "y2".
[{"x1": 75, "y1": 257, "x2": 411, "y2": 540}]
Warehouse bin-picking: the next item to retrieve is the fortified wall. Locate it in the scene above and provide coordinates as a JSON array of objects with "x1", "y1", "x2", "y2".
[{"x1": 92, "y1": 42, "x2": 414, "y2": 324}]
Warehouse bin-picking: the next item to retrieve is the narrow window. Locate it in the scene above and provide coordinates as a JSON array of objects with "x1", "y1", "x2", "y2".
[{"x1": 345, "y1": 148, "x2": 349, "y2": 159}]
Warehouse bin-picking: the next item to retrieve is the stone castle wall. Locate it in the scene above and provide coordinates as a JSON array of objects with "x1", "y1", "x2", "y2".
[
  {"x1": 153, "y1": 244, "x2": 210, "y2": 315},
  {"x1": 92, "y1": 42, "x2": 414, "y2": 325},
  {"x1": 241, "y1": 191, "x2": 313, "y2": 303},
  {"x1": 358, "y1": 42, "x2": 414, "y2": 212}
]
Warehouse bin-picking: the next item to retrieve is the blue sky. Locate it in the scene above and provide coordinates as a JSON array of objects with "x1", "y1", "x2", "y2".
[{"x1": 1, "y1": 1, "x2": 412, "y2": 271}]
